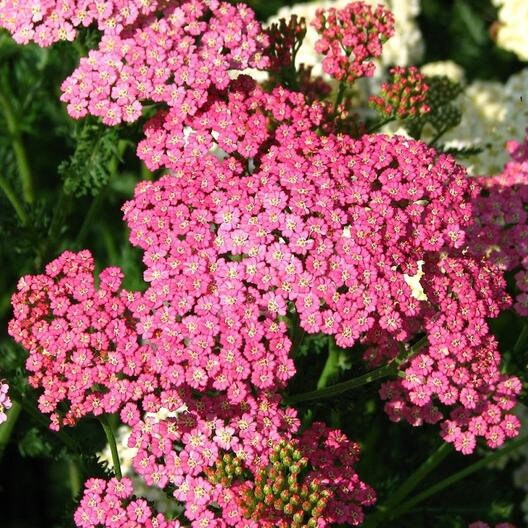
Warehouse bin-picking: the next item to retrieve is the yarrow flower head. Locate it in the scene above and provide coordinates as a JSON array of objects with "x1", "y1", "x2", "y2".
[
  {"x1": 58, "y1": 0, "x2": 269, "y2": 125},
  {"x1": 0, "y1": 381, "x2": 12, "y2": 424},
  {"x1": 369, "y1": 66, "x2": 430, "y2": 120},
  {"x1": 123, "y1": 79, "x2": 520, "y2": 452},
  {"x1": 311, "y1": 1, "x2": 394, "y2": 83},
  {"x1": 8, "y1": 250, "x2": 155, "y2": 430},
  {"x1": 467, "y1": 132, "x2": 528, "y2": 315},
  {"x1": 0, "y1": 0, "x2": 161, "y2": 46},
  {"x1": 74, "y1": 476, "x2": 181, "y2": 528}
]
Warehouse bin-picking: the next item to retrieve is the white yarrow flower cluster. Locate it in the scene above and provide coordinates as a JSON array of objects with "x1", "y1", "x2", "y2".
[
  {"x1": 492, "y1": 0, "x2": 528, "y2": 61},
  {"x1": 420, "y1": 60, "x2": 466, "y2": 83},
  {"x1": 442, "y1": 68, "x2": 528, "y2": 175}
]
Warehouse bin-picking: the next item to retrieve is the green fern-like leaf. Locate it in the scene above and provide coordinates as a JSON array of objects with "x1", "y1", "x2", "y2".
[{"x1": 59, "y1": 119, "x2": 120, "y2": 197}]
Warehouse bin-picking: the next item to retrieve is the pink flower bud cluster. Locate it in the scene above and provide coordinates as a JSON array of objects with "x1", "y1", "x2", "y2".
[
  {"x1": 59, "y1": 0, "x2": 269, "y2": 125},
  {"x1": 0, "y1": 0, "x2": 161, "y2": 46},
  {"x1": 0, "y1": 381, "x2": 12, "y2": 424},
  {"x1": 74, "y1": 476, "x2": 181, "y2": 528},
  {"x1": 369, "y1": 66, "x2": 431, "y2": 120},
  {"x1": 74, "y1": 401, "x2": 373, "y2": 526},
  {"x1": 312, "y1": 1, "x2": 394, "y2": 83},
  {"x1": 119, "y1": 390, "x2": 372, "y2": 527},
  {"x1": 8, "y1": 250, "x2": 156, "y2": 430},
  {"x1": 266, "y1": 15, "x2": 307, "y2": 75},
  {"x1": 468, "y1": 134, "x2": 528, "y2": 315}
]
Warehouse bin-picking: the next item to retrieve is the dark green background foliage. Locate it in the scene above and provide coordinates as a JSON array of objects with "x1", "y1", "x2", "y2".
[{"x1": 0, "y1": 1, "x2": 527, "y2": 527}]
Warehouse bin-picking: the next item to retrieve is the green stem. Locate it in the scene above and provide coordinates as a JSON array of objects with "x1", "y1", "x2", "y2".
[
  {"x1": 287, "y1": 362, "x2": 397, "y2": 404},
  {"x1": 287, "y1": 336, "x2": 428, "y2": 404},
  {"x1": 99, "y1": 416, "x2": 122, "y2": 479},
  {"x1": 67, "y1": 455, "x2": 82, "y2": 498},
  {"x1": 365, "y1": 442, "x2": 452, "y2": 527},
  {"x1": 0, "y1": 174, "x2": 28, "y2": 224},
  {"x1": 75, "y1": 191, "x2": 105, "y2": 247},
  {"x1": 428, "y1": 126, "x2": 448, "y2": 148},
  {"x1": 35, "y1": 189, "x2": 70, "y2": 268},
  {"x1": 0, "y1": 401, "x2": 22, "y2": 459},
  {"x1": 333, "y1": 81, "x2": 347, "y2": 113},
  {"x1": 387, "y1": 434, "x2": 528, "y2": 522},
  {"x1": 102, "y1": 228, "x2": 118, "y2": 263},
  {"x1": 513, "y1": 322, "x2": 528, "y2": 355},
  {"x1": 140, "y1": 161, "x2": 153, "y2": 181},
  {"x1": 0, "y1": 83, "x2": 34, "y2": 203},
  {"x1": 316, "y1": 338, "x2": 340, "y2": 389},
  {"x1": 367, "y1": 116, "x2": 396, "y2": 133}
]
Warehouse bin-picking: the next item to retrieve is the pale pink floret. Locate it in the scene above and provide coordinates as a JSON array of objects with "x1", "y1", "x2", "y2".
[{"x1": 0, "y1": 381, "x2": 12, "y2": 424}]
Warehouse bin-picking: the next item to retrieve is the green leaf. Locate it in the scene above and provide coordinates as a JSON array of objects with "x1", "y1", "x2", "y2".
[{"x1": 18, "y1": 427, "x2": 53, "y2": 458}]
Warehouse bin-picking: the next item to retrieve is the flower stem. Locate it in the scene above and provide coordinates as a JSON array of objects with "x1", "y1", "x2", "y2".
[
  {"x1": 513, "y1": 322, "x2": 528, "y2": 355},
  {"x1": 333, "y1": 81, "x2": 347, "y2": 113},
  {"x1": 367, "y1": 116, "x2": 395, "y2": 133},
  {"x1": 0, "y1": 82, "x2": 34, "y2": 203},
  {"x1": 75, "y1": 190, "x2": 105, "y2": 247},
  {"x1": 364, "y1": 442, "x2": 452, "y2": 527},
  {"x1": 385, "y1": 434, "x2": 528, "y2": 522},
  {"x1": 0, "y1": 174, "x2": 28, "y2": 225},
  {"x1": 316, "y1": 338, "x2": 341, "y2": 389},
  {"x1": 99, "y1": 416, "x2": 122, "y2": 479},
  {"x1": 0, "y1": 401, "x2": 22, "y2": 459},
  {"x1": 67, "y1": 455, "x2": 82, "y2": 498},
  {"x1": 428, "y1": 126, "x2": 448, "y2": 148},
  {"x1": 287, "y1": 362, "x2": 397, "y2": 404},
  {"x1": 287, "y1": 336, "x2": 428, "y2": 404}
]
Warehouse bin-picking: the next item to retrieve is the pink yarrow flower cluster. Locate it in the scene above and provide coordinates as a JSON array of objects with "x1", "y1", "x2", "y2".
[
  {"x1": 60, "y1": 0, "x2": 269, "y2": 125},
  {"x1": 74, "y1": 476, "x2": 181, "y2": 528},
  {"x1": 379, "y1": 251, "x2": 521, "y2": 453},
  {"x1": 0, "y1": 381, "x2": 12, "y2": 424},
  {"x1": 3, "y1": 1, "x2": 525, "y2": 526},
  {"x1": 125, "y1": 78, "x2": 520, "y2": 453},
  {"x1": 312, "y1": 1, "x2": 394, "y2": 82},
  {"x1": 136, "y1": 77, "x2": 324, "y2": 171},
  {"x1": 0, "y1": 0, "x2": 161, "y2": 46},
  {"x1": 8, "y1": 250, "x2": 155, "y2": 430},
  {"x1": 8, "y1": 245, "x2": 374, "y2": 526},
  {"x1": 468, "y1": 133, "x2": 528, "y2": 315},
  {"x1": 125, "y1": 111, "x2": 467, "y2": 374}
]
